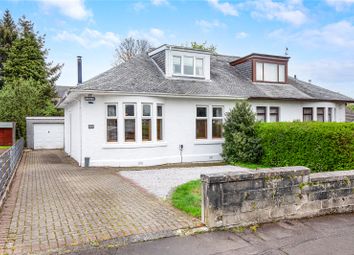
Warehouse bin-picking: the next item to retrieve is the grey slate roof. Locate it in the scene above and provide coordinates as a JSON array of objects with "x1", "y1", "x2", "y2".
[
  {"x1": 55, "y1": 85, "x2": 75, "y2": 98},
  {"x1": 74, "y1": 53, "x2": 354, "y2": 102}
]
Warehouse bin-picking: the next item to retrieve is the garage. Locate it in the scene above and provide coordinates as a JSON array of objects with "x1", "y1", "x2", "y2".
[{"x1": 26, "y1": 117, "x2": 64, "y2": 149}]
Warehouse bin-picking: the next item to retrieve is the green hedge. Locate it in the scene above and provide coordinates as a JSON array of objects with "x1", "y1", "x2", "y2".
[{"x1": 256, "y1": 122, "x2": 354, "y2": 172}]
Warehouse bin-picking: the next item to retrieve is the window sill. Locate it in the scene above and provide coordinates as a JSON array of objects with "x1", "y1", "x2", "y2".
[
  {"x1": 103, "y1": 142, "x2": 167, "y2": 149},
  {"x1": 194, "y1": 139, "x2": 224, "y2": 145}
]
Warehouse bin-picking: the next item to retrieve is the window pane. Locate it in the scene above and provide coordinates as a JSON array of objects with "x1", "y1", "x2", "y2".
[
  {"x1": 196, "y1": 58, "x2": 204, "y2": 76},
  {"x1": 125, "y1": 104, "x2": 135, "y2": 117},
  {"x1": 107, "y1": 105, "x2": 116, "y2": 117},
  {"x1": 184, "y1": 56, "x2": 194, "y2": 75},
  {"x1": 173, "y1": 56, "x2": 181, "y2": 74},
  {"x1": 270, "y1": 107, "x2": 279, "y2": 122},
  {"x1": 278, "y1": 65, "x2": 285, "y2": 82},
  {"x1": 142, "y1": 104, "x2": 151, "y2": 117},
  {"x1": 213, "y1": 107, "x2": 222, "y2": 117},
  {"x1": 196, "y1": 119, "x2": 207, "y2": 139},
  {"x1": 125, "y1": 119, "x2": 135, "y2": 141},
  {"x1": 317, "y1": 108, "x2": 325, "y2": 122},
  {"x1": 157, "y1": 105, "x2": 163, "y2": 117},
  {"x1": 264, "y1": 63, "x2": 278, "y2": 82},
  {"x1": 212, "y1": 119, "x2": 223, "y2": 139},
  {"x1": 303, "y1": 108, "x2": 313, "y2": 122},
  {"x1": 142, "y1": 119, "x2": 151, "y2": 141},
  {"x1": 197, "y1": 107, "x2": 207, "y2": 117},
  {"x1": 157, "y1": 119, "x2": 163, "y2": 140},
  {"x1": 256, "y1": 62, "x2": 263, "y2": 81},
  {"x1": 107, "y1": 119, "x2": 117, "y2": 142},
  {"x1": 328, "y1": 108, "x2": 332, "y2": 122},
  {"x1": 256, "y1": 107, "x2": 266, "y2": 122}
]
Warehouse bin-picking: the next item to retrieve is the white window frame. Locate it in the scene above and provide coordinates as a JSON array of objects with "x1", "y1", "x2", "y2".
[
  {"x1": 172, "y1": 55, "x2": 205, "y2": 78},
  {"x1": 124, "y1": 103, "x2": 137, "y2": 142},
  {"x1": 156, "y1": 104, "x2": 164, "y2": 141},
  {"x1": 196, "y1": 106, "x2": 208, "y2": 140},
  {"x1": 255, "y1": 62, "x2": 286, "y2": 83},
  {"x1": 212, "y1": 106, "x2": 223, "y2": 139},
  {"x1": 141, "y1": 103, "x2": 152, "y2": 142},
  {"x1": 106, "y1": 104, "x2": 118, "y2": 143},
  {"x1": 195, "y1": 58, "x2": 204, "y2": 76}
]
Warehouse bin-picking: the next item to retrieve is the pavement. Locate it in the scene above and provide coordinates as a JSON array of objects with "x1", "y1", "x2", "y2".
[
  {"x1": 67, "y1": 213, "x2": 354, "y2": 255},
  {"x1": 120, "y1": 165, "x2": 248, "y2": 198},
  {"x1": 0, "y1": 150, "x2": 200, "y2": 255}
]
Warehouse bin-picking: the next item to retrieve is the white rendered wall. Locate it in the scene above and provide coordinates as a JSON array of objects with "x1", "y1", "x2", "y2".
[
  {"x1": 68, "y1": 95, "x2": 346, "y2": 167},
  {"x1": 64, "y1": 99, "x2": 81, "y2": 164}
]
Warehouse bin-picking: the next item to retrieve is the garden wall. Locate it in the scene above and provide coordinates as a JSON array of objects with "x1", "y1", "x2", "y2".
[{"x1": 201, "y1": 167, "x2": 354, "y2": 228}]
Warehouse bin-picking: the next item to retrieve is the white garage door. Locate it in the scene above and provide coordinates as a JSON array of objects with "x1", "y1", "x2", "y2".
[{"x1": 33, "y1": 124, "x2": 64, "y2": 149}]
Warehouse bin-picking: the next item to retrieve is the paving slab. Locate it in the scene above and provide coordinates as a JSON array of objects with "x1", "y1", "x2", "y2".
[
  {"x1": 0, "y1": 150, "x2": 200, "y2": 255},
  {"x1": 120, "y1": 165, "x2": 248, "y2": 198}
]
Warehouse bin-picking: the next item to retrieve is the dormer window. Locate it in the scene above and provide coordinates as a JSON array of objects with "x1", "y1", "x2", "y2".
[
  {"x1": 256, "y1": 62, "x2": 286, "y2": 83},
  {"x1": 230, "y1": 53, "x2": 289, "y2": 84},
  {"x1": 172, "y1": 55, "x2": 205, "y2": 77}
]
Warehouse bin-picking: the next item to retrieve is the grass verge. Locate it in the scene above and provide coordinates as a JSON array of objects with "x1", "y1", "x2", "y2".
[
  {"x1": 232, "y1": 162, "x2": 270, "y2": 169},
  {"x1": 171, "y1": 180, "x2": 202, "y2": 218}
]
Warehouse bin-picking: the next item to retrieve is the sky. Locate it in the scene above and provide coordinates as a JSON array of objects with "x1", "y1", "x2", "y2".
[{"x1": 1, "y1": 0, "x2": 354, "y2": 97}]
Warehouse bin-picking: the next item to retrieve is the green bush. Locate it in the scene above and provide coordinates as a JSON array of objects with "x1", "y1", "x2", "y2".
[
  {"x1": 256, "y1": 122, "x2": 354, "y2": 172},
  {"x1": 222, "y1": 101, "x2": 262, "y2": 164}
]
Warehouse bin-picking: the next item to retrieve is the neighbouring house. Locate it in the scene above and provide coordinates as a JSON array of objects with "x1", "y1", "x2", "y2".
[{"x1": 57, "y1": 45, "x2": 354, "y2": 167}]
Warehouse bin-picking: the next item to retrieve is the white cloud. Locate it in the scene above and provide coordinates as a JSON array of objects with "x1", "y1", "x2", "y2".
[
  {"x1": 207, "y1": 0, "x2": 238, "y2": 16},
  {"x1": 269, "y1": 21, "x2": 354, "y2": 48},
  {"x1": 326, "y1": 0, "x2": 354, "y2": 11},
  {"x1": 236, "y1": 31, "x2": 248, "y2": 39},
  {"x1": 195, "y1": 19, "x2": 226, "y2": 32},
  {"x1": 151, "y1": 0, "x2": 168, "y2": 6},
  {"x1": 54, "y1": 28, "x2": 120, "y2": 48},
  {"x1": 128, "y1": 28, "x2": 165, "y2": 46},
  {"x1": 249, "y1": 0, "x2": 307, "y2": 26},
  {"x1": 39, "y1": 0, "x2": 92, "y2": 20},
  {"x1": 133, "y1": 2, "x2": 145, "y2": 11}
]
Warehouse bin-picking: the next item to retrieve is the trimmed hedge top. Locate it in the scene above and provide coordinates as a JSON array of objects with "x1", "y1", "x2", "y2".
[{"x1": 256, "y1": 122, "x2": 354, "y2": 172}]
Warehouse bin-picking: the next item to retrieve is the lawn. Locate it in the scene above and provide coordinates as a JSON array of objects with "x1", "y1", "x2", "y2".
[
  {"x1": 232, "y1": 162, "x2": 270, "y2": 169},
  {"x1": 171, "y1": 180, "x2": 202, "y2": 218}
]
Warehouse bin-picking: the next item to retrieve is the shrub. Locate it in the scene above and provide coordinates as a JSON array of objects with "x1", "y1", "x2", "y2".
[
  {"x1": 256, "y1": 122, "x2": 354, "y2": 172},
  {"x1": 222, "y1": 101, "x2": 262, "y2": 164}
]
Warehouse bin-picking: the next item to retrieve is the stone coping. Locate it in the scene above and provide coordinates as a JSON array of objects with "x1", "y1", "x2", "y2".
[
  {"x1": 201, "y1": 166, "x2": 310, "y2": 184},
  {"x1": 310, "y1": 169, "x2": 354, "y2": 182}
]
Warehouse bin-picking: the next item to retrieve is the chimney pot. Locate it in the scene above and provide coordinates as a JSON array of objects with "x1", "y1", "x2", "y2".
[{"x1": 77, "y1": 56, "x2": 82, "y2": 85}]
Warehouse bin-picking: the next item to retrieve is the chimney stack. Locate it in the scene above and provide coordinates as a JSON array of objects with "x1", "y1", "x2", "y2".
[{"x1": 77, "y1": 56, "x2": 82, "y2": 85}]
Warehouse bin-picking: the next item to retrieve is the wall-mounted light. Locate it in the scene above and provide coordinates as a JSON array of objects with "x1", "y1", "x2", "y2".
[{"x1": 84, "y1": 94, "x2": 95, "y2": 104}]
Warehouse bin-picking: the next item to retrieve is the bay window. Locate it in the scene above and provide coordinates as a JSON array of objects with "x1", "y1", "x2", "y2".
[
  {"x1": 196, "y1": 106, "x2": 208, "y2": 139},
  {"x1": 303, "y1": 108, "x2": 313, "y2": 122},
  {"x1": 212, "y1": 107, "x2": 223, "y2": 139},
  {"x1": 106, "y1": 104, "x2": 118, "y2": 142},
  {"x1": 142, "y1": 104, "x2": 152, "y2": 141},
  {"x1": 124, "y1": 104, "x2": 136, "y2": 142},
  {"x1": 157, "y1": 105, "x2": 163, "y2": 141},
  {"x1": 256, "y1": 107, "x2": 267, "y2": 122}
]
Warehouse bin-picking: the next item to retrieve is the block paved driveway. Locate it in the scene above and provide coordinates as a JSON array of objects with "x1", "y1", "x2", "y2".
[{"x1": 0, "y1": 150, "x2": 199, "y2": 255}]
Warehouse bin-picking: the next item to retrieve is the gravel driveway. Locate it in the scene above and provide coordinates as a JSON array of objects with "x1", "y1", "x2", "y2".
[{"x1": 119, "y1": 165, "x2": 248, "y2": 199}]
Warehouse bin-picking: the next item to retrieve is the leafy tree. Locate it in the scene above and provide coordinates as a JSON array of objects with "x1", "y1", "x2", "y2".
[
  {"x1": 222, "y1": 101, "x2": 262, "y2": 164},
  {"x1": 114, "y1": 37, "x2": 152, "y2": 65},
  {"x1": 190, "y1": 41, "x2": 217, "y2": 53},
  {"x1": 0, "y1": 10, "x2": 18, "y2": 88},
  {"x1": 0, "y1": 79, "x2": 58, "y2": 138}
]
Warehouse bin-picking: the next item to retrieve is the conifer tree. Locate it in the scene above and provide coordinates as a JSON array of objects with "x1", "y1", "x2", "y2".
[{"x1": 222, "y1": 101, "x2": 263, "y2": 163}]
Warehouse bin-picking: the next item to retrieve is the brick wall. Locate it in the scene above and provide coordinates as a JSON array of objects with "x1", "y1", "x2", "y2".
[{"x1": 201, "y1": 167, "x2": 354, "y2": 228}]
